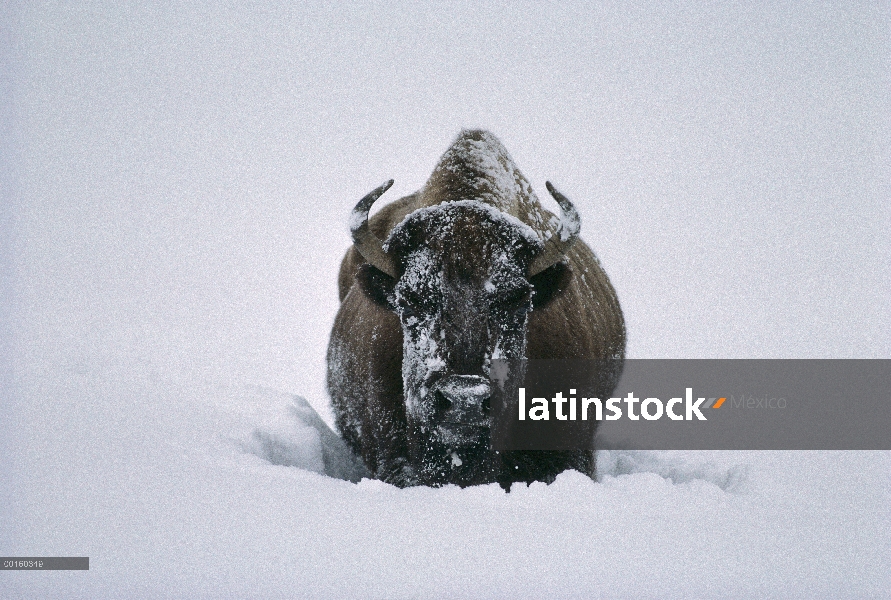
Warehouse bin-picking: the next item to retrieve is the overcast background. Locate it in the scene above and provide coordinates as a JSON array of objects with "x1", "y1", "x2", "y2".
[{"x1": 2, "y1": 1, "x2": 889, "y2": 598}]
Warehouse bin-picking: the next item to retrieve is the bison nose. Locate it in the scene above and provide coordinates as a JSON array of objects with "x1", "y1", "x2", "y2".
[{"x1": 430, "y1": 375, "x2": 491, "y2": 425}]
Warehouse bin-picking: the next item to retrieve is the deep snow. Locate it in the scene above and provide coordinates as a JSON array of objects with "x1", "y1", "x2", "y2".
[
  {"x1": 4, "y1": 377, "x2": 889, "y2": 598},
  {"x1": 3, "y1": 1, "x2": 890, "y2": 598}
]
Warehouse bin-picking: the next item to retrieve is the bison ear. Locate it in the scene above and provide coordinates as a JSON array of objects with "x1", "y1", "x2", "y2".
[
  {"x1": 356, "y1": 263, "x2": 397, "y2": 309},
  {"x1": 530, "y1": 261, "x2": 572, "y2": 308}
]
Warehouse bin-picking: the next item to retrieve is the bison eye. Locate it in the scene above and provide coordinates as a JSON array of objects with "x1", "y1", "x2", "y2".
[
  {"x1": 399, "y1": 303, "x2": 416, "y2": 319},
  {"x1": 396, "y1": 287, "x2": 435, "y2": 319},
  {"x1": 490, "y1": 286, "x2": 532, "y2": 324},
  {"x1": 509, "y1": 303, "x2": 530, "y2": 320},
  {"x1": 493, "y1": 286, "x2": 532, "y2": 310}
]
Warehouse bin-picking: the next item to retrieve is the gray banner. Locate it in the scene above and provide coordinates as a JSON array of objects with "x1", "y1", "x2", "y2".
[
  {"x1": 490, "y1": 360, "x2": 891, "y2": 450},
  {"x1": 1, "y1": 557, "x2": 89, "y2": 570}
]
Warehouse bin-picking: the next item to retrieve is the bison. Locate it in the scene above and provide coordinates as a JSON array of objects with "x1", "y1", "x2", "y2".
[{"x1": 327, "y1": 130, "x2": 625, "y2": 489}]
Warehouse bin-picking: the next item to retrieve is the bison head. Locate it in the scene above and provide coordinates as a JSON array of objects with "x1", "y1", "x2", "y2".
[{"x1": 349, "y1": 180, "x2": 579, "y2": 485}]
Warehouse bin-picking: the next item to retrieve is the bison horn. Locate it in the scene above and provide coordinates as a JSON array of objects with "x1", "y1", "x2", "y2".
[
  {"x1": 529, "y1": 181, "x2": 581, "y2": 276},
  {"x1": 350, "y1": 179, "x2": 399, "y2": 277}
]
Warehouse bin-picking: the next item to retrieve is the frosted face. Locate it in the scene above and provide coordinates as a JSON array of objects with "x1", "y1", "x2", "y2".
[
  {"x1": 380, "y1": 201, "x2": 542, "y2": 482},
  {"x1": 394, "y1": 245, "x2": 533, "y2": 426},
  {"x1": 388, "y1": 201, "x2": 541, "y2": 433}
]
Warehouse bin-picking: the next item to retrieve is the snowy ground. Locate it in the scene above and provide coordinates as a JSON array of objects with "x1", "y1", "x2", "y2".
[
  {"x1": 4, "y1": 377, "x2": 889, "y2": 598},
  {"x1": 3, "y1": 2, "x2": 890, "y2": 598}
]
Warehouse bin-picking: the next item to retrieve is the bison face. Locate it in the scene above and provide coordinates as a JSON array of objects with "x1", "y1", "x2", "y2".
[
  {"x1": 379, "y1": 202, "x2": 541, "y2": 484},
  {"x1": 349, "y1": 182, "x2": 579, "y2": 486}
]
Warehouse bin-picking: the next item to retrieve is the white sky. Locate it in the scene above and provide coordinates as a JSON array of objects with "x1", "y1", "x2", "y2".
[{"x1": 2, "y1": 0, "x2": 889, "y2": 432}]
